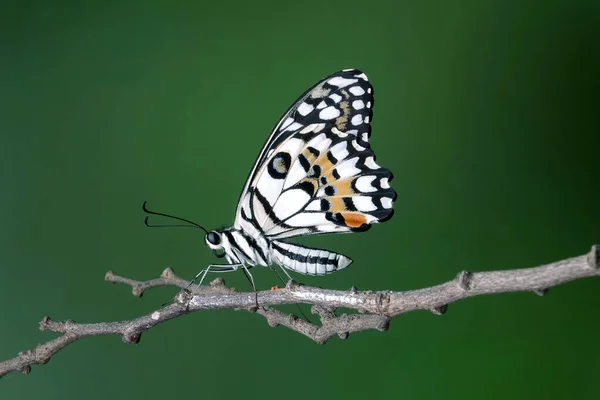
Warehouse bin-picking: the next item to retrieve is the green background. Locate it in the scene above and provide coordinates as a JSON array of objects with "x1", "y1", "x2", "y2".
[{"x1": 1, "y1": 1, "x2": 599, "y2": 398}]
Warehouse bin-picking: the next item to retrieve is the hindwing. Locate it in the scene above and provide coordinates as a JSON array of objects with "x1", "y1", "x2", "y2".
[{"x1": 234, "y1": 69, "x2": 396, "y2": 239}]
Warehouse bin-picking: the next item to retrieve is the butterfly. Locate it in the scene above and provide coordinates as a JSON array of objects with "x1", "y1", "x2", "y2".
[{"x1": 145, "y1": 69, "x2": 396, "y2": 287}]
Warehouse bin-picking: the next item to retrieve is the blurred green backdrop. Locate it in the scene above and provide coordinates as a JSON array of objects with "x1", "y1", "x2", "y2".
[{"x1": 1, "y1": 0, "x2": 598, "y2": 398}]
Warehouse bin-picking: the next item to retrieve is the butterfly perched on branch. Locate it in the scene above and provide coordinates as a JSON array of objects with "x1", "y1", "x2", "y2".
[{"x1": 145, "y1": 69, "x2": 396, "y2": 287}]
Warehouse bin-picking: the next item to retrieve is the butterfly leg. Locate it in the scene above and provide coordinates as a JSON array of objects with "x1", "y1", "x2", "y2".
[
  {"x1": 240, "y1": 265, "x2": 256, "y2": 291},
  {"x1": 194, "y1": 263, "x2": 242, "y2": 288},
  {"x1": 270, "y1": 263, "x2": 294, "y2": 283}
]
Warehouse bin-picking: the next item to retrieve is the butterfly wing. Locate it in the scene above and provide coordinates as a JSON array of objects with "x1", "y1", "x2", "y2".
[{"x1": 234, "y1": 69, "x2": 395, "y2": 240}]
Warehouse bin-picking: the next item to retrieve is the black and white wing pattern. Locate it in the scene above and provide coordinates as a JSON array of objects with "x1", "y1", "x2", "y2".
[{"x1": 234, "y1": 69, "x2": 396, "y2": 244}]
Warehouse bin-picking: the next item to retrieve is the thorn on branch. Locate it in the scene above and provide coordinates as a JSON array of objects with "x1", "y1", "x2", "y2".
[
  {"x1": 533, "y1": 289, "x2": 548, "y2": 296},
  {"x1": 431, "y1": 304, "x2": 448, "y2": 315},
  {"x1": 456, "y1": 271, "x2": 473, "y2": 291}
]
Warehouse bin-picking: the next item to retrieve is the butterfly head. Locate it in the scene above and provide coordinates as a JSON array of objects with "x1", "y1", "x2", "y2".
[{"x1": 205, "y1": 230, "x2": 226, "y2": 258}]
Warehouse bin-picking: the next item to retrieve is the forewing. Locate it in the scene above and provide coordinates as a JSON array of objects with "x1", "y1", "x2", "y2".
[{"x1": 234, "y1": 69, "x2": 395, "y2": 239}]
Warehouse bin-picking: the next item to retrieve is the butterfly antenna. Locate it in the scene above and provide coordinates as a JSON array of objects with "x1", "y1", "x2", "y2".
[
  {"x1": 269, "y1": 266, "x2": 311, "y2": 323},
  {"x1": 142, "y1": 201, "x2": 208, "y2": 233}
]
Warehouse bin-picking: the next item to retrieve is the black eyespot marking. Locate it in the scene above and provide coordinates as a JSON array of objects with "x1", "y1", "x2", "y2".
[
  {"x1": 332, "y1": 169, "x2": 341, "y2": 180},
  {"x1": 298, "y1": 154, "x2": 310, "y2": 172},
  {"x1": 268, "y1": 152, "x2": 291, "y2": 179},
  {"x1": 307, "y1": 146, "x2": 320, "y2": 158},
  {"x1": 343, "y1": 197, "x2": 357, "y2": 211},
  {"x1": 320, "y1": 199, "x2": 330, "y2": 211},
  {"x1": 309, "y1": 164, "x2": 321, "y2": 178},
  {"x1": 326, "y1": 151, "x2": 338, "y2": 165},
  {"x1": 325, "y1": 212, "x2": 345, "y2": 225},
  {"x1": 325, "y1": 186, "x2": 336, "y2": 196},
  {"x1": 207, "y1": 231, "x2": 221, "y2": 245},
  {"x1": 320, "y1": 176, "x2": 328, "y2": 185},
  {"x1": 295, "y1": 180, "x2": 316, "y2": 195}
]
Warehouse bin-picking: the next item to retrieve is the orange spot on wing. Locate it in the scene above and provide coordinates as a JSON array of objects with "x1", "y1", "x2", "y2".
[
  {"x1": 341, "y1": 212, "x2": 368, "y2": 227},
  {"x1": 332, "y1": 180, "x2": 355, "y2": 196},
  {"x1": 327, "y1": 197, "x2": 346, "y2": 212}
]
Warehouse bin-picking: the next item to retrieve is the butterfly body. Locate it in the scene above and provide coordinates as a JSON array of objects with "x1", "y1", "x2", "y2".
[{"x1": 202, "y1": 69, "x2": 396, "y2": 279}]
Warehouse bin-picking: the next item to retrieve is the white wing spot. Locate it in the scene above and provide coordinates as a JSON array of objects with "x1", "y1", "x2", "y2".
[
  {"x1": 329, "y1": 93, "x2": 342, "y2": 103},
  {"x1": 360, "y1": 132, "x2": 369, "y2": 143},
  {"x1": 366, "y1": 101, "x2": 372, "y2": 108},
  {"x1": 297, "y1": 102, "x2": 314, "y2": 116},
  {"x1": 365, "y1": 156, "x2": 380, "y2": 170},
  {"x1": 352, "y1": 100, "x2": 364, "y2": 110},
  {"x1": 355, "y1": 72, "x2": 368, "y2": 81},
  {"x1": 367, "y1": 88, "x2": 372, "y2": 94},
  {"x1": 351, "y1": 114, "x2": 363, "y2": 126},
  {"x1": 352, "y1": 140, "x2": 366, "y2": 151},
  {"x1": 364, "y1": 116, "x2": 370, "y2": 124},
  {"x1": 328, "y1": 76, "x2": 358, "y2": 88},
  {"x1": 349, "y1": 86, "x2": 365, "y2": 96},
  {"x1": 381, "y1": 197, "x2": 393, "y2": 209},
  {"x1": 319, "y1": 106, "x2": 341, "y2": 120},
  {"x1": 355, "y1": 176, "x2": 377, "y2": 192},
  {"x1": 316, "y1": 100, "x2": 327, "y2": 109},
  {"x1": 284, "y1": 122, "x2": 303, "y2": 132},
  {"x1": 380, "y1": 177, "x2": 390, "y2": 189},
  {"x1": 300, "y1": 124, "x2": 316, "y2": 134},
  {"x1": 353, "y1": 196, "x2": 377, "y2": 212},
  {"x1": 331, "y1": 127, "x2": 348, "y2": 138}
]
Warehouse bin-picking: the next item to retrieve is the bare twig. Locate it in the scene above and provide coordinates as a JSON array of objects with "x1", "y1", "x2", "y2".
[{"x1": 1, "y1": 245, "x2": 598, "y2": 379}]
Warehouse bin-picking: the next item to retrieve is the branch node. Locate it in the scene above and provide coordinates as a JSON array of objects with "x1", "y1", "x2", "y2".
[
  {"x1": 350, "y1": 286, "x2": 358, "y2": 294},
  {"x1": 18, "y1": 365, "x2": 31, "y2": 375},
  {"x1": 375, "y1": 292, "x2": 391, "y2": 314},
  {"x1": 456, "y1": 271, "x2": 473, "y2": 291},
  {"x1": 39, "y1": 316, "x2": 52, "y2": 331},
  {"x1": 264, "y1": 311, "x2": 279, "y2": 328},
  {"x1": 132, "y1": 287, "x2": 144, "y2": 297},
  {"x1": 104, "y1": 270, "x2": 115, "y2": 282},
  {"x1": 175, "y1": 290, "x2": 193, "y2": 306},
  {"x1": 588, "y1": 245, "x2": 599, "y2": 269},
  {"x1": 123, "y1": 331, "x2": 142, "y2": 344},
  {"x1": 431, "y1": 304, "x2": 448, "y2": 315},
  {"x1": 287, "y1": 314, "x2": 299, "y2": 323},
  {"x1": 376, "y1": 318, "x2": 391, "y2": 332},
  {"x1": 210, "y1": 277, "x2": 226, "y2": 288},
  {"x1": 161, "y1": 267, "x2": 176, "y2": 279},
  {"x1": 338, "y1": 332, "x2": 349, "y2": 340},
  {"x1": 533, "y1": 288, "x2": 548, "y2": 296},
  {"x1": 311, "y1": 305, "x2": 336, "y2": 319},
  {"x1": 286, "y1": 279, "x2": 300, "y2": 291}
]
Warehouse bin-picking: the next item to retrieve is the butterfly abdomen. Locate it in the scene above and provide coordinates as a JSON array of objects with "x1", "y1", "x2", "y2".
[{"x1": 271, "y1": 240, "x2": 352, "y2": 275}]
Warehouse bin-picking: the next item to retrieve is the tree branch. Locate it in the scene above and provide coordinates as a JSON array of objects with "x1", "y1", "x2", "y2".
[{"x1": 1, "y1": 245, "x2": 598, "y2": 379}]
